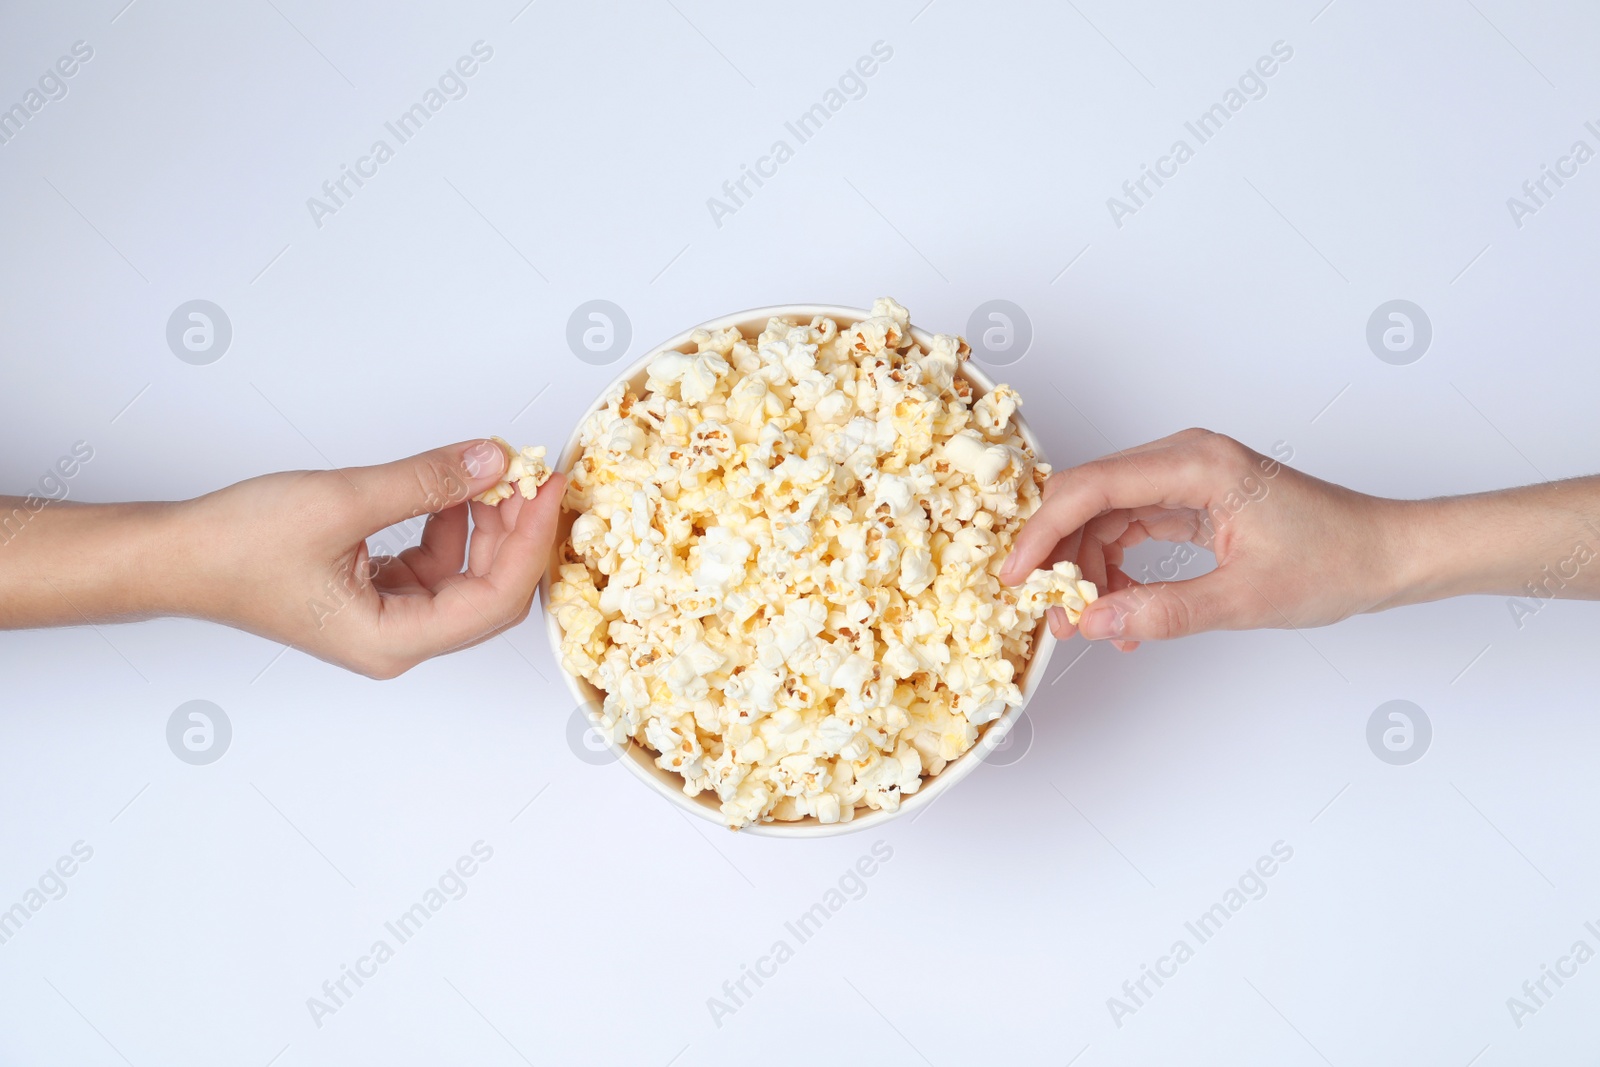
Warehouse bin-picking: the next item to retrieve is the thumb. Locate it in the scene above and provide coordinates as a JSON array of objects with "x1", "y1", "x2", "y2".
[
  {"x1": 342, "y1": 439, "x2": 507, "y2": 532},
  {"x1": 1077, "y1": 575, "x2": 1240, "y2": 642}
]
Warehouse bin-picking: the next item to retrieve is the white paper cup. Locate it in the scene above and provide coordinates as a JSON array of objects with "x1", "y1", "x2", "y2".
[{"x1": 540, "y1": 305, "x2": 1057, "y2": 837}]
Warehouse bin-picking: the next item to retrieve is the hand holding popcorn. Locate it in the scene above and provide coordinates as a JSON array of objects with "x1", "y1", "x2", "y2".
[
  {"x1": 116, "y1": 439, "x2": 563, "y2": 678},
  {"x1": 1002, "y1": 428, "x2": 1407, "y2": 650},
  {"x1": 473, "y1": 437, "x2": 554, "y2": 505}
]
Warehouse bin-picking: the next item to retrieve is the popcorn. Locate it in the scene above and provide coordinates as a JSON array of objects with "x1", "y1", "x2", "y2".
[
  {"x1": 473, "y1": 437, "x2": 554, "y2": 505},
  {"x1": 971, "y1": 384, "x2": 1020, "y2": 438},
  {"x1": 551, "y1": 298, "x2": 1097, "y2": 828},
  {"x1": 1017, "y1": 560, "x2": 1100, "y2": 624}
]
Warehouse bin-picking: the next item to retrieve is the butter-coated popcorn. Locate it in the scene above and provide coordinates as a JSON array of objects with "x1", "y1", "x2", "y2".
[
  {"x1": 551, "y1": 298, "x2": 1096, "y2": 828},
  {"x1": 473, "y1": 437, "x2": 554, "y2": 505}
]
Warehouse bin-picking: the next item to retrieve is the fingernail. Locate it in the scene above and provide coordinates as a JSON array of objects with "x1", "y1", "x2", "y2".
[
  {"x1": 463, "y1": 440, "x2": 503, "y2": 479},
  {"x1": 999, "y1": 553, "x2": 1022, "y2": 584},
  {"x1": 1046, "y1": 606, "x2": 1067, "y2": 635},
  {"x1": 1079, "y1": 602, "x2": 1125, "y2": 640}
]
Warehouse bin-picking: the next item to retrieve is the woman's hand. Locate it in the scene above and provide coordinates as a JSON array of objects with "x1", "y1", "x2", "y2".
[
  {"x1": 176, "y1": 440, "x2": 565, "y2": 678},
  {"x1": 0, "y1": 440, "x2": 564, "y2": 679},
  {"x1": 1000, "y1": 429, "x2": 1413, "y2": 649}
]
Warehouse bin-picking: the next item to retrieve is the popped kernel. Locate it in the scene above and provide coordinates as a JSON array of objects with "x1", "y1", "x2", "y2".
[{"x1": 473, "y1": 437, "x2": 553, "y2": 505}]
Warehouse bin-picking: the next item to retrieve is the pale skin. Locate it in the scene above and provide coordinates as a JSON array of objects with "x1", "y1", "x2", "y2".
[
  {"x1": 999, "y1": 428, "x2": 1600, "y2": 651},
  {"x1": 0, "y1": 440, "x2": 565, "y2": 679},
  {"x1": 1, "y1": 430, "x2": 1595, "y2": 676}
]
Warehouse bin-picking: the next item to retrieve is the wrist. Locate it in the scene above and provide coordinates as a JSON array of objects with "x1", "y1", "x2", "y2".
[
  {"x1": 136, "y1": 500, "x2": 213, "y2": 619},
  {"x1": 72, "y1": 501, "x2": 197, "y2": 621},
  {"x1": 1370, "y1": 498, "x2": 1453, "y2": 609},
  {"x1": 1373, "y1": 492, "x2": 1532, "y2": 609}
]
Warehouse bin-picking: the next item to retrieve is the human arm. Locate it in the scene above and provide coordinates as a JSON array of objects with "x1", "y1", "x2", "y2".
[
  {"x1": 1000, "y1": 428, "x2": 1600, "y2": 647},
  {"x1": 0, "y1": 440, "x2": 564, "y2": 678}
]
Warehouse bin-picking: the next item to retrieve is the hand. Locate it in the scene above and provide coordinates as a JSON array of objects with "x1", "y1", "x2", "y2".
[
  {"x1": 174, "y1": 440, "x2": 565, "y2": 678},
  {"x1": 999, "y1": 429, "x2": 1408, "y2": 648}
]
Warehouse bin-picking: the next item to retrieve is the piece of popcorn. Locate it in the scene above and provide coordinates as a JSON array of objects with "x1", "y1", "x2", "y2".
[
  {"x1": 473, "y1": 437, "x2": 554, "y2": 504},
  {"x1": 548, "y1": 299, "x2": 1097, "y2": 829},
  {"x1": 1016, "y1": 560, "x2": 1101, "y2": 625},
  {"x1": 971, "y1": 384, "x2": 1020, "y2": 438}
]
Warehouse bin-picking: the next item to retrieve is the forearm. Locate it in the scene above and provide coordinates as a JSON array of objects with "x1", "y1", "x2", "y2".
[
  {"x1": 0, "y1": 497, "x2": 192, "y2": 628},
  {"x1": 1381, "y1": 476, "x2": 1600, "y2": 608}
]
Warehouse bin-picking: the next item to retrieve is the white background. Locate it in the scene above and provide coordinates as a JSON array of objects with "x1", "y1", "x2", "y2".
[{"x1": 3, "y1": 1, "x2": 1600, "y2": 1064}]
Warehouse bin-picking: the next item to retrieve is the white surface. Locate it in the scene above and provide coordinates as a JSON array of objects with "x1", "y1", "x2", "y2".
[{"x1": 2, "y1": 1, "x2": 1599, "y2": 1065}]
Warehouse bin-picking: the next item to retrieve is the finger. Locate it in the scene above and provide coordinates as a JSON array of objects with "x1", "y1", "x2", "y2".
[
  {"x1": 1103, "y1": 539, "x2": 1124, "y2": 570},
  {"x1": 1038, "y1": 527, "x2": 1084, "y2": 645},
  {"x1": 1114, "y1": 519, "x2": 1153, "y2": 551},
  {"x1": 1001, "y1": 444, "x2": 1229, "y2": 584},
  {"x1": 1039, "y1": 510, "x2": 1116, "y2": 640},
  {"x1": 1078, "y1": 536, "x2": 1109, "y2": 598},
  {"x1": 1077, "y1": 570, "x2": 1247, "y2": 642},
  {"x1": 397, "y1": 503, "x2": 469, "y2": 587},
  {"x1": 486, "y1": 472, "x2": 566, "y2": 596},
  {"x1": 1037, "y1": 428, "x2": 1216, "y2": 516},
  {"x1": 1083, "y1": 510, "x2": 1133, "y2": 554},
  {"x1": 1059, "y1": 428, "x2": 1216, "y2": 477},
  {"x1": 340, "y1": 440, "x2": 508, "y2": 533},
  {"x1": 1109, "y1": 427, "x2": 1217, "y2": 456},
  {"x1": 1105, "y1": 562, "x2": 1137, "y2": 601},
  {"x1": 371, "y1": 557, "x2": 428, "y2": 596},
  {"x1": 1041, "y1": 520, "x2": 1102, "y2": 640},
  {"x1": 1085, "y1": 506, "x2": 1200, "y2": 550},
  {"x1": 498, "y1": 487, "x2": 530, "y2": 530},
  {"x1": 466, "y1": 498, "x2": 507, "y2": 577},
  {"x1": 1135, "y1": 508, "x2": 1209, "y2": 545},
  {"x1": 406, "y1": 473, "x2": 567, "y2": 658},
  {"x1": 360, "y1": 551, "x2": 398, "y2": 592},
  {"x1": 1048, "y1": 525, "x2": 1085, "y2": 572},
  {"x1": 1046, "y1": 605, "x2": 1073, "y2": 640},
  {"x1": 1104, "y1": 565, "x2": 1140, "y2": 652}
]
